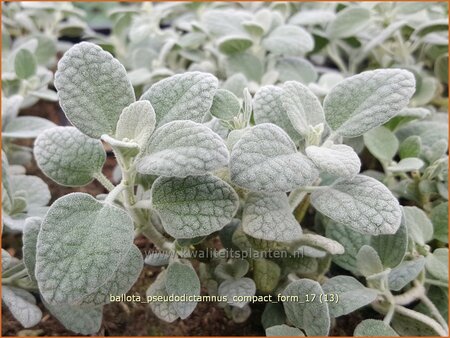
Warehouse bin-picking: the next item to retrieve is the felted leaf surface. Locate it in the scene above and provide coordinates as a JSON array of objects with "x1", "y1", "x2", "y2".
[
  {"x1": 266, "y1": 325, "x2": 305, "y2": 336},
  {"x1": 322, "y1": 276, "x2": 378, "y2": 317},
  {"x1": 140, "y1": 72, "x2": 218, "y2": 127},
  {"x1": 356, "y1": 245, "x2": 384, "y2": 277},
  {"x1": 311, "y1": 175, "x2": 402, "y2": 235},
  {"x1": 281, "y1": 81, "x2": 325, "y2": 137},
  {"x1": 253, "y1": 85, "x2": 301, "y2": 142},
  {"x1": 431, "y1": 202, "x2": 448, "y2": 243},
  {"x1": 230, "y1": 124, "x2": 319, "y2": 192},
  {"x1": 425, "y1": 248, "x2": 448, "y2": 282},
  {"x1": 116, "y1": 101, "x2": 156, "y2": 146},
  {"x1": 80, "y1": 244, "x2": 143, "y2": 306},
  {"x1": 327, "y1": 7, "x2": 371, "y2": 39},
  {"x1": 144, "y1": 252, "x2": 171, "y2": 266},
  {"x1": 35, "y1": 193, "x2": 134, "y2": 305},
  {"x1": 276, "y1": 57, "x2": 318, "y2": 84},
  {"x1": 136, "y1": 121, "x2": 228, "y2": 177},
  {"x1": 151, "y1": 175, "x2": 239, "y2": 239},
  {"x1": 34, "y1": 127, "x2": 106, "y2": 187},
  {"x1": 323, "y1": 69, "x2": 416, "y2": 137},
  {"x1": 54, "y1": 42, "x2": 135, "y2": 138},
  {"x1": 2, "y1": 249, "x2": 12, "y2": 270},
  {"x1": 253, "y1": 259, "x2": 280, "y2": 293},
  {"x1": 10, "y1": 175, "x2": 50, "y2": 207},
  {"x1": 388, "y1": 257, "x2": 426, "y2": 291},
  {"x1": 166, "y1": 261, "x2": 201, "y2": 319},
  {"x1": 306, "y1": 144, "x2": 361, "y2": 179},
  {"x1": 146, "y1": 270, "x2": 179, "y2": 322},
  {"x1": 262, "y1": 25, "x2": 314, "y2": 55},
  {"x1": 354, "y1": 319, "x2": 398, "y2": 336},
  {"x1": 282, "y1": 279, "x2": 330, "y2": 336},
  {"x1": 403, "y1": 206, "x2": 433, "y2": 246},
  {"x1": 218, "y1": 278, "x2": 256, "y2": 308},
  {"x1": 14, "y1": 48, "x2": 37, "y2": 79},
  {"x1": 43, "y1": 301, "x2": 102, "y2": 335},
  {"x1": 242, "y1": 192, "x2": 302, "y2": 242},
  {"x1": 23, "y1": 217, "x2": 41, "y2": 282},
  {"x1": 218, "y1": 36, "x2": 253, "y2": 55},
  {"x1": 296, "y1": 233, "x2": 345, "y2": 255},
  {"x1": 215, "y1": 260, "x2": 249, "y2": 280},
  {"x1": 210, "y1": 89, "x2": 241, "y2": 121},
  {"x1": 2, "y1": 116, "x2": 56, "y2": 139},
  {"x1": 2, "y1": 286, "x2": 42, "y2": 328}
]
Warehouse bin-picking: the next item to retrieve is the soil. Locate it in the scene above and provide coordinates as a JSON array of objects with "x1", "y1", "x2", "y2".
[{"x1": 2, "y1": 99, "x2": 380, "y2": 336}]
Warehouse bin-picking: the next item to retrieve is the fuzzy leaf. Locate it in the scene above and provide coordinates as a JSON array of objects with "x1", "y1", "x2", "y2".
[
  {"x1": 431, "y1": 202, "x2": 448, "y2": 243},
  {"x1": 327, "y1": 7, "x2": 371, "y2": 39},
  {"x1": 364, "y1": 126, "x2": 399, "y2": 162},
  {"x1": 2, "y1": 249, "x2": 12, "y2": 270},
  {"x1": 151, "y1": 175, "x2": 239, "y2": 239},
  {"x1": 399, "y1": 136, "x2": 422, "y2": 159},
  {"x1": 210, "y1": 89, "x2": 241, "y2": 121},
  {"x1": 218, "y1": 278, "x2": 256, "y2": 308},
  {"x1": 276, "y1": 57, "x2": 318, "y2": 84},
  {"x1": 166, "y1": 261, "x2": 201, "y2": 319},
  {"x1": 311, "y1": 175, "x2": 402, "y2": 235},
  {"x1": 146, "y1": 271, "x2": 179, "y2": 322},
  {"x1": 242, "y1": 192, "x2": 302, "y2": 242},
  {"x1": 323, "y1": 69, "x2": 416, "y2": 137},
  {"x1": 230, "y1": 124, "x2": 319, "y2": 192},
  {"x1": 35, "y1": 193, "x2": 135, "y2": 305},
  {"x1": 295, "y1": 233, "x2": 345, "y2": 255},
  {"x1": 140, "y1": 72, "x2": 218, "y2": 127},
  {"x1": 144, "y1": 252, "x2": 171, "y2": 267},
  {"x1": 354, "y1": 319, "x2": 398, "y2": 336},
  {"x1": 356, "y1": 245, "x2": 384, "y2": 277},
  {"x1": 262, "y1": 25, "x2": 314, "y2": 55},
  {"x1": 215, "y1": 260, "x2": 249, "y2": 280},
  {"x1": 266, "y1": 325, "x2": 305, "y2": 336},
  {"x1": 218, "y1": 36, "x2": 253, "y2": 55},
  {"x1": 43, "y1": 301, "x2": 102, "y2": 335},
  {"x1": 371, "y1": 215, "x2": 408, "y2": 268},
  {"x1": 322, "y1": 276, "x2": 378, "y2": 317},
  {"x1": 282, "y1": 279, "x2": 330, "y2": 336},
  {"x1": 253, "y1": 259, "x2": 281, "y2": 293},
  {"x1": 136, "y1": 121, "x2": 228, "y2": 177},
  {"x1": 388, "y1": 257, "x2": 426, "y2": 291},
  {"x1": 253, "y1": 86, "x2": 300, "y2": 142},
  {"x1": 2, "y1": 116, "x2": 56, "y2": 139},
  {"x1": 2, "y1": 286, "x2": 42, "y2": 328},
  {"x1": 425, "y1": 248, "x2": 448, "y2": 282},
  {"x1": 306, "y1": 143, "x2": 361, "y2": 179},
  {"x1": 34, "y1": 127, "x2": 106, "y2": 187},
  {"x1": 281, "y1": 81, "x2": 325, "y2": 137},
  {"x1": 23, "y1": 217, "x2": 41, "y2": 282},
  {"x1": 388, "y1": 158, "x2": 424, "y2": 172},
  {"x1": 14, "y1": 49, "x2": 37, "y2": 79},
  {"x1": 403, "y1": 206, "x2": 433, "y2": 246},
  {"x1": 54, "y1": 42, "x2": 135, "y2": 138},
  {"x1": 116, "y1": 101, "x2": 156, "y2": 146}
]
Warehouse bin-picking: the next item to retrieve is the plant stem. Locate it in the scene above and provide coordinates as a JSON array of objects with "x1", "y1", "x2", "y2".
[
  {"x1": 393, "y1": 283, "x2": 425, "y2": 306},
  {"x1": 93, "y1": 172, "x2": 115, "y2": 192},
  {"x1": 394, "y1": 305, "x2": 448, "y2": 336},
  {"x1": 141, "y1": 223, "x2": 172, "y2": 251},
  {"x1": 2, "y1": 262, "x2": 25, "y2": 278},
  {"x1": 425, "y1": 279, "x2": 449, "y2": 288},
  {"x1": 419, "y1": 292, "x2": 449, "y2": 333},
  {"x1": 104, "y1": 183, "x2": 125, "y2": 204},
  {"x1": 2, "y1": 268, "x2": 29, "y2": 284}
]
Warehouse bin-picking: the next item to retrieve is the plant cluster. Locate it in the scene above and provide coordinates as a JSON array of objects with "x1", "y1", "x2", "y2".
[{"x1": 1, "y1": 2, "x2": 448, "y2": 337}]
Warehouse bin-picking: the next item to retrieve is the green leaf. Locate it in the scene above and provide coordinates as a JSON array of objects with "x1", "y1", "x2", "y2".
[
  {"x1": 225, "y1": 53, "x2": 263, "y2": 82},
  {"x1": 2, "y1": 249, "x2": 12, "y2": 270},
  {"x1": 140, "y1": 72, "x2": 218, "y2": 127},
  {"x1": 371, "y1": 215, "x2": 408, "y2": 268},
  {"x1": 54, "y1": 42, "x2": 135, "y2": 138},
  {"x1": 210, "y1": 89, "x2": 241, "y2": 121},
  {"x1": 311, "y1": 175, "x2": 402, "y2": 235},
  {"x1": 322, "y1": 276, "x2": 378, "y2": 317},
  {"x1": 295, "y1": 233, "x2": 344, "y2": 255},
  {"x1": 116, "y1": 101, "x2": 156, "y2": 146},
  {"x1": 146, "y1": 270, "x2": 179, "y2": 322},
  {"x1": 14, "y1": 49, "x2": 37, "y2": 79},
  {"x1": 144, "y1": 252, "x2": 171, "y2": 267},
  {"x1": 151, "y1": 175, "x2": 239, "y2": 239},
  {"x1": 326, "y1": 221, "x2": 371, "y2": 275},
  {"x1": 434, "y1": 53, "x2": 448, "y2": 84},
  {"x1": 282, "y1": 279, "x2": 330, "y2": 336},
  {"x1": 281, "y1": 81, "x2": 325, "y2": 137},
  {"x1": 218, "y1": 277, "x2": 256, "y2": 308},
  {"x1": 23, "y1": 217, "x2": 41, "y2": 282},
  {"x1": 2, "y1": 286, "x2": 42, "y2": 328},
  {"x1": 388, "y1": 257, "x2": 426, "y2": 291},
  {"x1": 253, "y1": 259, "x2": 281, "y2": 293},
  {"x1": 166, "y1": 261, "x2": 201, "y2": 319},
  {"x1": 354, "y1": 319, "x2": 398, "y2": 336},
  {"x1": 35, "y1": 193, "x2": 135, "y2": 305},
  {"x1": 388, "y1": 158, "x2": 424, "y2": 172},
  {"x1": 215, "y1": 259, "x2": 249, "y2": 280},
  {"x1": 11, "y1": 175, "x2": 50, "y2": 207},
  {"x1": 230, "y1": 124, "x2": 319, "y2": 192},
  {"x1": 403, "y1": 206, "x2": 433, "y2": 246},
  {"x1": 323, "y1": 69, "x2": 416, "y2": 137},
  {"x1": 242, "y1": 192, "x2": 302, "y2": 242},
  {"x1": 399, "y1": 136, "x2": 422, "y2": 159},
  {"x1": 2, "y1": 116, "x2": 56, "y2": 139},
  {"x1": 43, "y1": 301, "x2": 102, "y2": 335},
  {"x1": 276, "y1": 57, "x2": 318, "y2": 84},
  {"x1": 218, "y1": 36, "x2": 253, "y2": 55},
  {"x1": 356, "y1": 245, "x2": 384, "y2": 277},
  {"x1": 425, "y1": 248, "x2": 448, "y2": 282},
  {"x1": 364, "y1": 126, "x2": 399, "y2": 162},
  {"x1": 392, "y1": 312, "x2": 442, "y2": 336},
  {"x1": 34, "y1": 127, "x2": 106, "y2": 187},
  {"x1": 262, "y1": 25, "x2": 314, "y2": 55},
  {"x1": 327, "y1": 7, "x2": 371, "y2": 39},
  {"x1": 79, "y1": 245, "x2": 143, "y2": 306},
  {"x1": 431, "y1": 202, "x2": 448, "y2": 243},
  {"x1": 266, "y1": 325, "x2": 305, "y2": 336},
  {"x1": 253, "y1": 85, "x2": 301, "y2": 142},
  {"x1": 289, "y1": 9, "x2": 335, "y2": 25},
  {"x1": 201, "y1": 9, "x2": 251, "y2": 37},
  {"x1": 136, "y1": 120, "x2": 228, "y2": 177},
  {"x1": 305, "y1": 143, "x2": 361, "y2": 179},
  {"x1": 262, "y1": 303, "x2": 286, "y2": 330}
]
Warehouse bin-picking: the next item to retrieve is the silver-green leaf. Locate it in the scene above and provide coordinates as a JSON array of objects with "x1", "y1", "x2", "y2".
[{"x1": 116, "y1": 101, "x2": 156, "y2": 146}]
